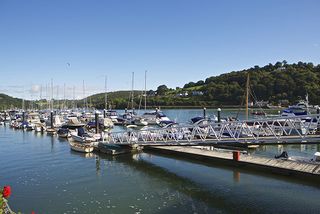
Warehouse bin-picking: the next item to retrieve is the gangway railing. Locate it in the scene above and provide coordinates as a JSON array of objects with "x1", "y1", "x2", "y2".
[{"x1": 101, "y1": 114, "x2": 320, "y2": 146}]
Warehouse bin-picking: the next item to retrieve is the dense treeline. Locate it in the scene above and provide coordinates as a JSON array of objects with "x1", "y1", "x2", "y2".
[
  {"x1": 200, "y1": 61, "x2": 320, "y2": 105},
  {"x1": 146, "y1": 61, "x2": 320, "y2": 107},
  {"x1": 0, "y1": 94, "x2": 30, "y2": 110},
  {"x1": 1, "y1": 61, "x2": 320, "y2": 110}
]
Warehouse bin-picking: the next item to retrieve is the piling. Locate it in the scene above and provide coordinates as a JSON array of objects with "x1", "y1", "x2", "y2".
[
  {"x1": 203, "y1": 107, "x2": 206, "y2": 119},
  {"x1": 95, "y1": 111, "x2": 99, "y2": 134},
  {"x1": 103, "y1": 109, "x2": 106, "y2": 118},
  {"x1": 22, "y1": 111, "x2": 25, "y2": 122},
  {"x1": 217, "y1": 108, "x2": 221, "y2": 122},
  {"x1": 125, "y1": 108, "x2": 127, "y2": 113}
]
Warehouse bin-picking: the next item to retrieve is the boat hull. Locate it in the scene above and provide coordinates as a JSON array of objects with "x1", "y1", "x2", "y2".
[{"x1": 69, "y1": 142, "x2": 94, "y2": 153}]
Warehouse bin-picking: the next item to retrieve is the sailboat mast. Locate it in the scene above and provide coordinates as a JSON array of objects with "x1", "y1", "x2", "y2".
[
  {"x1": 57, "y1": 85, "x2": 59, "y2": 110},
  {"x1": 246, "y1": 73, "x2": 250, "y2": 120},
  {"x1": 83, "y1": 80, "x2": 85, "y2": 110},
  {"x1": 131, "y1": 72, "x2": 134, "y2": 110},
  {"x1": 105, "y1": 76, "x2": 108, "y2": 110},
  {"x1": 51, "y1": 78, "x2": 53, "y2": 111},
  {"x1": 63, "y1": 83, "x2": 66, "y2": 109},
  {"x1": 73, "y1": 86, "x2": 76, "y2": 109},
  {"x1": 144, "y1": 70, "x2": 147, "y2": 111}
]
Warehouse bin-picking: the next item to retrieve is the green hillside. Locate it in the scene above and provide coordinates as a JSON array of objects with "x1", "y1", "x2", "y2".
[
  {"x1": 0, "y1": 93, "x2": 27, "y2": 110},
  {"x1": 1, "y1": 61, "x2": 320, "y2": 110}
]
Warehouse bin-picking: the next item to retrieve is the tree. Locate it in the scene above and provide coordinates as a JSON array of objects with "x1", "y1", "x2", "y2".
[{"x1": 157, "y1": 85, "x2": 169, "y2": 95}]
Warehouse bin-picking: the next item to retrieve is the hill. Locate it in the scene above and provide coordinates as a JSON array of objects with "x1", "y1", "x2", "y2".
[
  {"x1": 1, "y1": 61, "x2": 320, "y2": 110},
  {"x1": 0, "y1": 93, "x2": 27, "y2": 110}
]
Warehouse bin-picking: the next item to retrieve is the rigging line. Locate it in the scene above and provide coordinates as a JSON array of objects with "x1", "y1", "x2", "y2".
[{"x1": 249, "y1": 84, "x2": 266, "y2": 113}]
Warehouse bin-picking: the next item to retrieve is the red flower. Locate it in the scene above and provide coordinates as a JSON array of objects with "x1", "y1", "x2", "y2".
[{"x1": 2, "y1": 186, "x2": 11, "y2": 198}]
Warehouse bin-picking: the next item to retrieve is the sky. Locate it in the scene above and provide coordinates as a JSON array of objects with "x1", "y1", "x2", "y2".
[{"x1": 0, "y1": 0, "x2": 319, "y2": 100}]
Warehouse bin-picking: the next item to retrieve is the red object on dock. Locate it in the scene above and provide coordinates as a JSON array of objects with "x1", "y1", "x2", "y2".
[{"x1": 233, "y1": 151, "x2": 240, "y2": 161}]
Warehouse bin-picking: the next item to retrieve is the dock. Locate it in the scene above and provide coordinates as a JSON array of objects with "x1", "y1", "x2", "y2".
[{"x1": 145, "y1": 146, "x2": 320, "y2": 180}]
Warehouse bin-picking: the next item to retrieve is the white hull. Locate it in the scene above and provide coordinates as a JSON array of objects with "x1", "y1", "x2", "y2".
[
  {"x1": 71, "y1": 134, "x2": 96, "y2": 143},
  {"x1": 69, "y1": 142, "x2": 94, "y2": 153}
]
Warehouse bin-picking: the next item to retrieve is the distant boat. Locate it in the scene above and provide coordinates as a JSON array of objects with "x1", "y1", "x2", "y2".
[
  {"x1": 281, "y1": 95, "x2": 315, "y2": 117},
  {"x1": 142, "y1": 110, "x2": 171, "y2": 125},
  {"x1": 281, "y1": 107, "x2": 308, "y2": 117}
]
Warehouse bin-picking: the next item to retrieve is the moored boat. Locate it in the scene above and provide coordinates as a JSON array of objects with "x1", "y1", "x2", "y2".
[{"x1": 69, "y1": 141, "x2": 94, "y2": 153}]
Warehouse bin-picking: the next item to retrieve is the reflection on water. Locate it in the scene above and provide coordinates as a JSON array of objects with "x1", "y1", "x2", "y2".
[{"x1": 233, "y1": 170, "x2": 240, "y2": 183}]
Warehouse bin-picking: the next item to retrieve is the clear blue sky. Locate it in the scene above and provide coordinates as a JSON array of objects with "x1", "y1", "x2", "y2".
[{"x1": 0, "y1": 0, "x2": 319, "y2": 99}]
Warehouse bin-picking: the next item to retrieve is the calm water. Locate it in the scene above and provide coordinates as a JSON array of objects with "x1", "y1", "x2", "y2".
[{"x1": 1, "y1": 109, "x2": 320, "y2": 213}]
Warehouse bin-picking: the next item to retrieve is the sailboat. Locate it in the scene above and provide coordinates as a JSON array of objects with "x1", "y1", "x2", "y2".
[
  {"x1": 122, "y1": 72, "x2": 148, "y2": 127},
  {"x1": 140, "y1": 71, "x2": 172, "y2": 126}
]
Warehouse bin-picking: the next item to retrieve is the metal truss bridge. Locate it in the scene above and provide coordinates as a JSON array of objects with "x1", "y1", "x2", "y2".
[{"x1": 102, "y1": 114, "x2": 320, "y2": 146}]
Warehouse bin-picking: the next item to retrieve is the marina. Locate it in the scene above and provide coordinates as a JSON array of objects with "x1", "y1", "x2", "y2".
[
  {"x1": 1, "y1": 108, "x2": 320, "y2": 213},
  {"x1": 1, "y1": 1, "x2": 320, "y2": 212},
  {"x1": 1, "y1": 121, "x2": 320, "y2": 213}
]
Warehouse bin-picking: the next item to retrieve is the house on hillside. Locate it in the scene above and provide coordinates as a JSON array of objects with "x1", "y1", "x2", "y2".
[{"x1": 192, "y1": 91, "x2": 204, "y2": 96}]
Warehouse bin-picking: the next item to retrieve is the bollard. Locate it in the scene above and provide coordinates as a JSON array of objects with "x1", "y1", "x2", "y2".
[
  {"x1": 95, "y1": 111, "x2": 99, "y2": 134},
  {"x1": 203, "y1": 107, "x2": 206, "y2": 119},
  {"x1": 217, "y1": 108, "x2": 221, "y2": 123},
  {"x1": 233, "y1": 151, "x2": 240, "y2": 161},
  {"x1": 50, "y1": 111, "x2": 54, "y2": 129}
]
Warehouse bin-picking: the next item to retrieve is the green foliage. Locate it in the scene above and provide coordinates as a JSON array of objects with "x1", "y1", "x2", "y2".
[
  {"x1": 0, "y1": 94, "x2": 29, "y2": 110},
  {"x1": 156, "y1": 85, "x2": 169, "y2": 95},
  {"x1": 1, "y1": 61, "x2": 320, "y2": 109}
]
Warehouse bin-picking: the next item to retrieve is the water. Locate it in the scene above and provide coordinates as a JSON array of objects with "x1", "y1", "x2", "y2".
[{"x1": 1, "y1": 109, "x2": 320, "y2": 213}]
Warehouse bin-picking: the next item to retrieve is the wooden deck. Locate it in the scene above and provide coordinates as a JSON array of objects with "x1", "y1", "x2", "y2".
[{"x1": 145, "y1": 146, "x2": 320, "y2": 179}]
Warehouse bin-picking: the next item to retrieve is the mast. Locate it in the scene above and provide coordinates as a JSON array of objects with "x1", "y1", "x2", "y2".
[
  {"x1": 73, "y1": 86, "x2": 76, "y2": 109},
  {"x1": 57, "y1": 85, "x2": 59, "y2": 110},
  {"x1": 105, "y1": 76, "x2": 108, "y2": 110},
  {"x1": 83, "y1": 80, "x2": 86, "y2": 110},
  {"x1": 46, "y1": 83, "x2": 48, "y2": 110},
  {"x1": 40, "y1": 85, "x2": 42, "y2": 110},
  {"x1": 246, "y1": 73, "x2": 250, "y2": 120},
  {"x1": 144, "y1": 70, "x2": 147, "y2": 111},
  {"x1": 131, "y1": 72, "x2": 134, "y2": 110},
  {"x1": 63, "y1": 83, "x2": 66, "y2": 109},
  {"x1": 51, "y1": 78, "x2": 53, "y2": 111}
]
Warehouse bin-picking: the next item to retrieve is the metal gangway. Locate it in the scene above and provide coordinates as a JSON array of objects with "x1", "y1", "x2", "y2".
[{"x1": 102, "y1": 114, "x2": 320, "y2": 146}]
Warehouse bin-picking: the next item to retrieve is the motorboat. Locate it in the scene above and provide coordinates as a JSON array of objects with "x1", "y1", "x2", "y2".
[
  {"x1": 69, "y1": 141, "x2": 94, "y2": 153},
  {"x1": 281, "y1": 107, "x2": 308, "y2": 117},
  {"x1": 71, "y1": 127, "x2": 97, "y2": 143},
  {"x1": 142, "y1": 110, "x2": 171, "y2": 125},
  {"x1": 57, "y1": 127, "x2": 70, "y2": 138}
]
